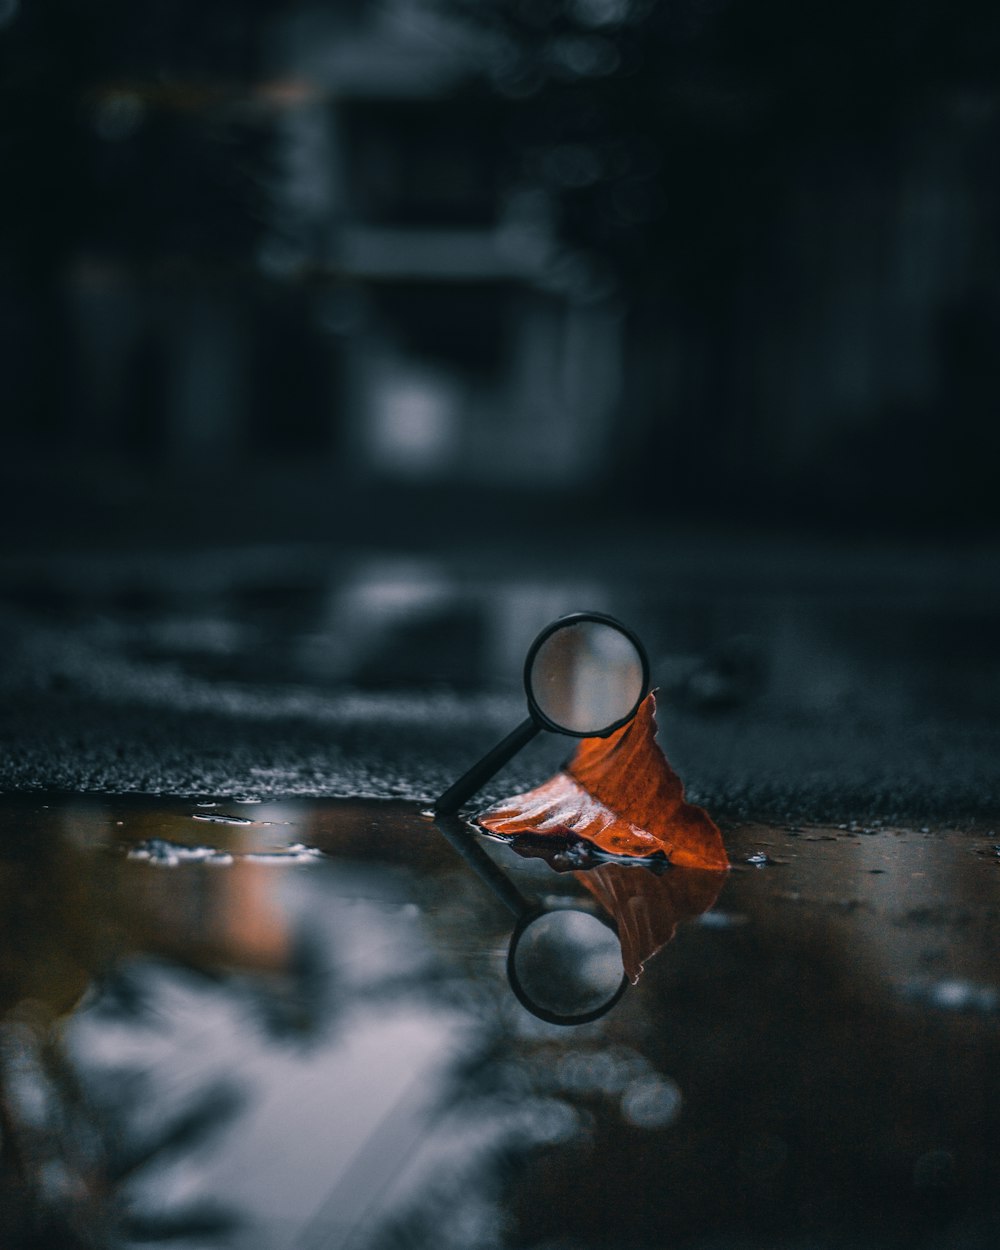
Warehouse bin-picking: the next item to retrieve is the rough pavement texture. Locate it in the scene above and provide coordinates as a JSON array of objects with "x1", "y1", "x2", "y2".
[{"x1": 1, "y1": 533, "x2": 998, "y2": 822}]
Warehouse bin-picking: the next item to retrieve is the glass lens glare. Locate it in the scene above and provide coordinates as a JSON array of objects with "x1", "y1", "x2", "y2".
[{"x1": 528, "y1": 620, "x2": 645, "y2": 734}]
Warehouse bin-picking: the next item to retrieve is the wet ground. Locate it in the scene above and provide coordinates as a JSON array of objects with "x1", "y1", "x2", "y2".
[
  {"x1": 1, "y1": 795, "x2": 998, "y2": 1250},
  {"x1": 2, "y1": 532, "x2": 1000, "y2": 820}
]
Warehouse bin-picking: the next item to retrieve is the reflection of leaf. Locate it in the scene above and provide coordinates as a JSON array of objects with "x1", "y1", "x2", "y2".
[
  {"x1": 477, "y1": 692, "x2": 728, "y2": 870},
  {"x1": 576, "y1": 864, "x2": 726, "y2": 983}
]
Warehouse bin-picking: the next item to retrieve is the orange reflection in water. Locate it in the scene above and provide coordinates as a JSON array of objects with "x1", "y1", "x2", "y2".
[
  {"x1": 0, "y1": 804, "x2": 300, "y2": 1023},
  {"x1": 576, "y1": 863, "x2": 726, "y2": 983},
  {"x1": 125, "y1": 852, "x2": 293, "y2": 975}
]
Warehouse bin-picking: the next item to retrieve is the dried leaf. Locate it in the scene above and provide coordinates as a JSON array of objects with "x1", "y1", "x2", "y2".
[
  {"x1": 477, "y1": 691, "x2": 728, "y2": 870},
  {"x1": 575, "y1": 864, "x2": 725, "y2": 983}
]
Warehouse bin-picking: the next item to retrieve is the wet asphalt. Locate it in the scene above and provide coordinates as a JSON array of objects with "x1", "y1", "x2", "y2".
[{"x1": 1, "y1": 529, "x2": 998, "y2": 822}]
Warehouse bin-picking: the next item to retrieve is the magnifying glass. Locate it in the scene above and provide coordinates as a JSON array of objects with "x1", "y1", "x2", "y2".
[
  {"x1": 506, "y1": 902, "x2": 627, "y2": 1025},
  {"x1": 434, "y1": 813, "x2": 628, "y2": 1025},
  {"x1": 434, "y1": 611, "x2": 650, "y2": 816}
]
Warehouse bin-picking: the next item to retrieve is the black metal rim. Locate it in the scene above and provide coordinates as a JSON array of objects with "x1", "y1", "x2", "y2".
[
  {"x1": 522, "y1": 610, "x2": 651, "y2": 738},
  {"x1": 506, "y1": 903, "x2": 629, "y2": 1026}
]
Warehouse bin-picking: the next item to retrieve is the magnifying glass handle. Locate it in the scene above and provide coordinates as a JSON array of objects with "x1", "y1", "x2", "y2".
[
  {"x1": 433, "y1": 812, "x2": 530, "y2": 918},
  {"x1": 434, "y1": 716, "x2": 540, "y2": 815}
]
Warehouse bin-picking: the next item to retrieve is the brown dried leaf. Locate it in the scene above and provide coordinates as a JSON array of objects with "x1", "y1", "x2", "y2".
[{"x1": 477, "y1": 691, "x2": 728, "y2": 870}]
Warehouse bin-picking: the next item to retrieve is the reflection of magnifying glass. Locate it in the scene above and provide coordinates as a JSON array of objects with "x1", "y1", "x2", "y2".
[
  {"x1": 434, "y1": 813, "x2": 628, "y2": 1025},
  {"x1": 435, "y1": 612, "x2": 649, "y2": 816},
  {"x1": 507, "y1": 903, "x2": 627, "y2": 1026}
]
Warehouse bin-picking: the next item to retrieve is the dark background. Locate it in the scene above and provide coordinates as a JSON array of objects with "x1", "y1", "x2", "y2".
[
  {"x1": 3, "y1": 0, "x2": 1000, "y2": 539},
  {"x1": 0, "y1": 0, "x2": 999, "y2": 812}
]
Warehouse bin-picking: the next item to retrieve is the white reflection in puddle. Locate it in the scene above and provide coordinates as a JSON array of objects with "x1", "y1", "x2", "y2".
[
  {"x1": 621, "y1": 1075, "x2": 683, "y2": 1130},
  {"x1": 126, "y1": 838, "x2": 323, "y2": 867},
  {"x1": 901, "y1": 978, "x2": 999, "y2": 1014}
]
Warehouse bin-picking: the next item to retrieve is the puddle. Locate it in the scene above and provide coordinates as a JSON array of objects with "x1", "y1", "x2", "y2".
[{"x1": 1, "y1": 797, "x2": 998, "y2": 1249}]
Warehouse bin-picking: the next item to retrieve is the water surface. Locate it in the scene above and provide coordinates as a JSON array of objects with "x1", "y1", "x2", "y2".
[{"x1": 1, "y1": 797, "x2": 997, "y2": 1249}]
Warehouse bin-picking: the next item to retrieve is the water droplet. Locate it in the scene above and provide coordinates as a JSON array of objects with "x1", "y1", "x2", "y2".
[
  {"x1": 192, "y1": 812, "x2": 254, "y2": 826},
  {"x1": 127, "y1": 839, "x2": 233, "y2": 867},
  {"x1": 621, "y1": 1076, "x2": 682, "y2": 1129},
  {"x1": 554, "y1": 1048, "x2": 646, "y2": 1096},
  {"x1": 243, "y1": 845, "x2": 324, "y2": 865},
  {"x1": 516, "y1": 1097, "x2": 581, "y2": 1146}
]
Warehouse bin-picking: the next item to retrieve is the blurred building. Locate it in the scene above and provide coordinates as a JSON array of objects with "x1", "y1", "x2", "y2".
[
  {"x1": 1, "y1": 0, "x2": 998, "y2": 536},
  {"x1": 2, "y1": 0, "x2": 624, "y2": 515}
]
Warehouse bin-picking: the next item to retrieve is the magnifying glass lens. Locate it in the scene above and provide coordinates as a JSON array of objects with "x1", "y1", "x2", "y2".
[
  {"x1": 508, "y1": 908, "x2": 626, "y2": 1023},
  {"x1": 528, "y1": 620, "x2": 646, "y2": 735},
  {"x1": 435, "y1": 612, "x2": 648, "y2": 816}
]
